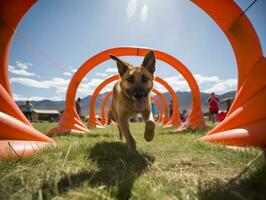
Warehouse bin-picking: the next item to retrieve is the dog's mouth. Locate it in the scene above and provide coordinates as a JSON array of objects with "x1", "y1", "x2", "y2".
[
  {"x1": 127, "y1": 87, "x2": 150, "y2": 112},
  {"x1": 133, "y1": 98, "x2": 146, "y2": 112}
]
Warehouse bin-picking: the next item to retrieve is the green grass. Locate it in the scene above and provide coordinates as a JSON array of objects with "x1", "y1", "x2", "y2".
[{"x1": 1, "y1": 122, "x2": 265, "y2": 200}]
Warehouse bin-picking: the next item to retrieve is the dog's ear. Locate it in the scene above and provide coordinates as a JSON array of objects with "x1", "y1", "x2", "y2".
[
  {"x1": 110, "y1": 55, "x2": 129, "y2": 76},
  {"x1": 142, "y1": 50, "x2": 156, "y2": 74}
]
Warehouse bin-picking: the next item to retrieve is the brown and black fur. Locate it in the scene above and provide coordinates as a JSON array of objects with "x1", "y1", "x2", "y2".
[{"x1": 108, "y1": 51, "x2": 156, "y2": 152}]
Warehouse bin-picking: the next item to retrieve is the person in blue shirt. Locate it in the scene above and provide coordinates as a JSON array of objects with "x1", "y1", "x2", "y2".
[
  {"x1": 151, "y1": 102, "x2": 157, "y2": 117},
  {"x1": 25, "y1": 100, "x2": 33, "y2": 122}
]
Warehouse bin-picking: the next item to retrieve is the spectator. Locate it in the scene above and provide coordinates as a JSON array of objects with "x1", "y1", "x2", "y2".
[
  {"x1": 75, "y1": 97, "x2": 82, "y2": 117},
  {"x1": 180, "y1": 109, "x2": 188, "y2": 122},
  {"x1": 207, "y1": 92, "x2": 220, "y2": 123},
  {"x1": 151, "y1": 102, "x2": 157, "y2": 117},
  {"x1": 169, "y1": 100, "x2": 174, "y2": 118},
  {"x1": 25, "y1": 100, "x2": 33, "y2": 122},
  {"x1": 218, "y1": 110, "x2": 226, "y2": 122}
]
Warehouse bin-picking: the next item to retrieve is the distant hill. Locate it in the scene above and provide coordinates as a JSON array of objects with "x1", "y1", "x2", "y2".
[{"x1": 16, "y1": 91, "x2": 235, "y2": 115}]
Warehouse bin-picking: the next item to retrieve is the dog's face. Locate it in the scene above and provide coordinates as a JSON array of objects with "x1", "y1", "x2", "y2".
[{"x1": 110, "y1": 51, "x2": 156, "y2": 112}]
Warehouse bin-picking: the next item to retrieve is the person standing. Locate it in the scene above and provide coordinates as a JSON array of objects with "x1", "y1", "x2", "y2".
[
  {"x1": 75, "y1": 97, "x2": 82, "y2": 117},
  {"x1": 25, "y1": 100, "x2": 33, "y2": 122},
  {"x1": 207, "y1": 92, "x2": 220, "y2": 123},
  {"x1": 180, "y1": 109, "x2": 188, "y2": 122},
  {"x1": 169, "y1": 100, "x2": 174, "y2": 118},
  {"x1": 151, "y1": 102, "x2": 157, "y2": 117}
]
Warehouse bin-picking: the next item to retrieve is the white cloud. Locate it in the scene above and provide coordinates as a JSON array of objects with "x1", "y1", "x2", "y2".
[
  {"x1": 193, "y1": 74, "x2": 220, "y2": 84},
  {"x1": 63, "y1": 72, "x2": 72, "y2": 76},
  {"x1": 11, "y1": 76, "x2": 116, "y2": 100},
  {"x1": 140, "y1": 4, "x2": 149, "y2": 23},
  {"x1": 154, "y1": 76, "x2": 189, "y2": 93},
  {"x1": 10, "y1": 77, "x2": 48, "y2": 88},
  {"x1": 204, "y1": 78, "x2": 237, "y2": 94},
  {"x1": 8, "y1": 62, "x2": 35, "y2": 77},
  {"x1": 96, "y1": 72, "x2": 108, "y2": 77},
  {"x1": 154, "y1": 74, "x2": 237, "y2": 95},
  {"x1": 11, "y1": 71, "x2": 237, "y2": 102},
  {"x1": 78, "y1": 78, "x2": 115, "y2": 97},
  {"x1": 10, "y1": 77, "x2": 71, "y2": 96},
  {"x1": 16, "y1": 61, "x2": 32, "y2": 70},
  {"x1": 13, "y1": 93, "x2": 61, "y2": 101},
  {"x1": 71, "y1": 68, "x2": 77, "y2": 73},
  {"x1": 127, "y1": 0, "x2": 137, "y2": 18},
  {"x1": 105, "y1": 68, "x2": 117, "y2": 73},
  {"x1": 9, "y1": 67, "x2": 36, "y2": 76}
]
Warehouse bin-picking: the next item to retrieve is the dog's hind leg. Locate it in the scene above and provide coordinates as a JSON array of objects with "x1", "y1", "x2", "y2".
[
  {"x1": 141, "y1": 109, "x2": 155, "y2": 142},
  {"x1": 107, "y1": 110, "x2": 115, "y2": 125}
]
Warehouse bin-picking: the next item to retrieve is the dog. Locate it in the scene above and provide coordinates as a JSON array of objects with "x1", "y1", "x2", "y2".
[{"x1": 107, "y1": 50, "x2": 156, "y2": 152}]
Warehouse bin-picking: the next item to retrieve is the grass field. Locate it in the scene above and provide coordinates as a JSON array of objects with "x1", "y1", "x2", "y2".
[{"x1": 1, "y1": 122, "x2": 265, "y2": 200}]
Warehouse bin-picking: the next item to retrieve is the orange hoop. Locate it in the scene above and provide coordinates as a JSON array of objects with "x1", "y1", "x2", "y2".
[
  {"x1": 192, "y1": 0, "x2": 266, "y2": 148},
  {"x1": 150, "y1": 96, "x2": 163, "y2": 124},
  {"x1": 100, "y1": 91, "x2": 113, "y2": 125},
  {"x1": 50, "y1": 46, "x2": 204, "y2": 134},
  {"x1": 152, "y1": 88, "x2": 169, "y2": 125},
  {"x1": 0, "y1": 0, "x2": 55, "y2": 158},
  {"x1": 87, "y1": 75, "x2": 173, "y2": 127},
  {"x1": 99, "y1": 92, "x2": 163, "y2": 126},
  {"x1": 2, "y1": 0, "x2": 265, "y2": 155},
  {"x1": 155, "y1": 76, "x2": 181, "y2": 127}
]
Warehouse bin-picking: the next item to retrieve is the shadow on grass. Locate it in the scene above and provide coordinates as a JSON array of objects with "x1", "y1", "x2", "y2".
[
  {"x1": 85, "y1": 133, "x2": 114, "y2": 138},
  {"x1": 158, "y1": 128, "x2": 208, "y2": 136},
  {"x1": 38, "y1": 142, "x2": 154, "y2": 200},
  {"x1": 198, "y1": 159, "x2": 266, "y2": 200}
]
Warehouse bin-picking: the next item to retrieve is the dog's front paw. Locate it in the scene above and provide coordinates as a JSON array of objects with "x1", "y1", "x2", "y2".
[{"x1": 144, "y1": 120, "x2": 155, "y2": 142}]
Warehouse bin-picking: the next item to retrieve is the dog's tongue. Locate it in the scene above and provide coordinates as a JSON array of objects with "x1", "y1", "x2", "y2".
[{"x1": 134, "y1": 99, "x2": 145, "y2": 111}]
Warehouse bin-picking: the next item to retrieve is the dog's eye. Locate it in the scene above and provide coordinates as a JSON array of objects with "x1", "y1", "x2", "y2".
[
  {"x1": 142, "y1": 75, "x2": 149, "y2": 82},
  {"x1": 126, "y1": 76, "x2": 134, "y2": 83}
]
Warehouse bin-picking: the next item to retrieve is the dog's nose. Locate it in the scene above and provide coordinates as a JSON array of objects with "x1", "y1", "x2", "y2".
[
  {"x1": 134, "y1": 92, "x2": 144, "y2": 100},
  {"x1": 133, "y1": 88, "x2": 145, "y2": 100}
]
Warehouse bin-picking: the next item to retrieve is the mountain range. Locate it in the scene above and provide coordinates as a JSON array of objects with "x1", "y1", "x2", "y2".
[{"x1": 16, "y1": 91, "x2": 235, "y2": 115}]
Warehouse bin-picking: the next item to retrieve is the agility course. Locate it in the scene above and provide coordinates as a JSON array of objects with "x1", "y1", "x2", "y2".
[
  {"x1": 0, "y1": 0, "x2": 265, "y2": 158},
  {"x1": 1, "y1": 0, "x2": 266, "y2": 199}
]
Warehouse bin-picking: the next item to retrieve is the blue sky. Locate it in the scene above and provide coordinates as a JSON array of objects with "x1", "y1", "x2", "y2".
[{"x1": 9, "y1": 0, "x2": 266, "y2": 101}]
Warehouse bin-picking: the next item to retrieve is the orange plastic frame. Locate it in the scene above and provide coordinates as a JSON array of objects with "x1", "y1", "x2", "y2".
[
  {"x1": 192, "y1": 0, "x2": 266, "y2": 148},
  {"x1": 87, "y1": 75, "x2": 181, "y2": 128},
  {"x1": 100, "y1": 91, "x2": 113, "y2": 125},
  {"x1": 87, "y1": 76, "x2": 169, "y2": 127},
  {"x1": 150, "y1": 96, "x2": 163, "y2": 124},
  {"x1": 50, "y1": 46, "x2": 205, "y2": 134},
  {"x1": 100, "y1": 92, "x2": 163, "y2": 126},
  {"x1": 98, "y1": 92, "x2": 166, "y2": 126},
  {"x1": 1, "y1": 0, "x2": 265, "y2": 154},
  {"x1": 0, "y1": 0, "x2": 55, "y2": 159}
]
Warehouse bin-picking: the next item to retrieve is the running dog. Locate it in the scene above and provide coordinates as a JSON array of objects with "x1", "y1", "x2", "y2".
[{"x1": 108, "y1": 51, "x2": 156, "y2": 152}]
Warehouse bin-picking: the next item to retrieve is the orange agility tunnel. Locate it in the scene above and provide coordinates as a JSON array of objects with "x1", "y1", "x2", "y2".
[
  {"x1": 2, "y1": 0, "x2": 264, "y2": 158},
  {"x1": 100, "y1": 91, "x2": 113, "y2": 125},
  {"x1": 155, "y1": 76, "x2": 182, "y2": 127},
  {"x1": 87, "y1": 75, "x2": 174, "y2": 128},
  {"x1": 0, "y1": 0, "x2": 55, "y2": 159},
  {"x1": 50, "y1": 46, "x2": 204, "y2": 134},
  {"x1": 96, "y1": 89, "x2": 166, "y2": 127},
  {"x1": 152, "y1": 88, "x2": 169, "y2": 126},
  {"x1": 192, "y1": 0, "x2": 266, "y2": 148}
]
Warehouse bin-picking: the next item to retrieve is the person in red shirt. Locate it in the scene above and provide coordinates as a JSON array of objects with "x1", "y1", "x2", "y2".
[{"x1": 207, "y1": 92, "x2": 219, "y2": 123}]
